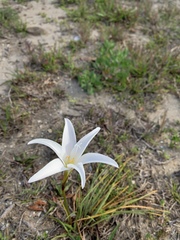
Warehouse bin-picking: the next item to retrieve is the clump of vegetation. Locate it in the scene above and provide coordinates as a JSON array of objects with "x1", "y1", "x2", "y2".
[
  {"x1": 78, "y1": 40, "x2": 132, "y2": 94},
  {"x1": 0, "y1": 100, "x2": 29, "y2": 137},
  {"x1": 29, "y1": 45, "x2": 66, "y2": 73},
  {"x1": 51, "y1": 160, "x2": 160, "y2": 239},
  {"x1": 27, "y1": 44, "x2": 76, "y2": 75},
  {"x1": 0, "y1": 104, "x2": 14, "y2": 136},
  {"x1": 170, "y1": 133, "x2": 180, "y2": 149},
  {"x1": 171, "y1": 181, "x2": 180, "y2": 204},
  {"x1": 67, "y1": 0, "x2": 137, "y2": 26},
  {"x1": 78, "y1": 38, "x2": 180, "y2": 97},
  {"x1": 15, "y1": 153, "x2": 38, "y2": 170},
  {"x1": 0, "y1": 7, "x2": 26, "y2": 36}
]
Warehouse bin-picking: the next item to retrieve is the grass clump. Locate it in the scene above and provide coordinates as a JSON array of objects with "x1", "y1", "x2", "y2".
[
  {"x1": 128, "y1": 43, "x2": 180, "y2": 97},
  {"x1": 28, "y1": 45, "x2": 76, "y2": 75},
  {"x1": 14, "y1": 153, "x2": 38, "y2": 170},
  {"x1": 93, "y1": 0, "x2": 136, "y2": 25},
  {"x1": 0, "y1": 103, "x2": 29, "y2": 137},
  {"x1": 0, "y1": 7, "x2": 26, "y2": 36},
  {"x1": 12, "y1": 70, "x2": 43, "y2": 85},
  {"x1": 29, "y1": 46, "x2": 64, "y2": 73},
  {"x1": 51, "y1": 157, "x2": 162, "y2": 239},
  {"x1": 68, "y1": 0, "x2": 137, "y2": 26},
  {"x1": 0, "y1": 104, "x2": 14, "y2": 136},
  {"x1": 170, "y1": 181, "x2": 180, "y2": 204}
]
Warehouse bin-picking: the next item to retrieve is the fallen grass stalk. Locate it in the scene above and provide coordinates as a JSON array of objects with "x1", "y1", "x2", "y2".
[
  {"x1": 78, "y1": 205, "x2": 165, "y2": 222},
  {"x1": 77, "y1": 190, "x2": 165, "y2": 223}
]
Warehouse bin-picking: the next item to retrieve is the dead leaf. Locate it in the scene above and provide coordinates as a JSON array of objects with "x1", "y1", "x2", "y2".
[{"x1": 28, "y1": 199, "x2": 47, "y2": 211}]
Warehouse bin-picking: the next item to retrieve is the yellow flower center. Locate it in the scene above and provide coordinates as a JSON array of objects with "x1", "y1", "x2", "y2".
[{"x1": 65, "y1": 155, "x2": 75, "y2": 165}]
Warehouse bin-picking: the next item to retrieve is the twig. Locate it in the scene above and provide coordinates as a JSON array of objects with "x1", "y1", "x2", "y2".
[
  {"x1": 141, "y1": 140, "x2": 156, "y2": 151},
  {"x1": 153, "y1": 158, "x2": 175, "y2": 165},
  {"x1": 0, "y1": 203, "x2": 15, "y2": 221},
  {"x1": 7, "y1": 87, "x2": 13, "y2": 107},
  {"x1": 158, "y1": 110, "x2": 167, "y2": 134}
]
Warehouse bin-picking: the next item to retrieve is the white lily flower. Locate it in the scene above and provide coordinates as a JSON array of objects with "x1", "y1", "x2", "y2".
[{"x1": 28, "y1": 118, "x2": 119, "y2": 188}]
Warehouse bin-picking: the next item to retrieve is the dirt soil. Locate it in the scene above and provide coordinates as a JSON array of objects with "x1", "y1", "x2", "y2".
[{"x1": 0, "y1": 0, "x2": 180, "y2": 240}]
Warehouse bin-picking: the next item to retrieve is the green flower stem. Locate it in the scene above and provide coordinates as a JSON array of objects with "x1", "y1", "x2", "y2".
[{"x1": 62, "y1": 171, "x2": 72, "y2": 225}]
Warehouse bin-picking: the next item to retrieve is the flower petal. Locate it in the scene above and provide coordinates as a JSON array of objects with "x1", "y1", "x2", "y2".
[
  {"x1": 67, "y1": 162, "x2": 86, "y2": 189},
  {"x1": 80, "y1": 153, "x2": 119, "y2": 168},
  {"x1": 28, "y1": 138, "x2": 64, "y2": 164},
  {"x1": 28, "y1": 158, "x2": 68, "y2": 183},
  {"x1": 71, "y1": 127, "x2": 100, "y2": 160},
  {"x1": 62, "y1": 118, "x2": 76, "y2": 156}
]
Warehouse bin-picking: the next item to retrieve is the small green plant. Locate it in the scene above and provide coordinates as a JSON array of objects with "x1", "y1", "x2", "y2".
[
  {"x1": 169, "y1": 133, "x2": 180, "y2": 149},
  {"x1": 145, "y1": 233, "x2": 156, "y2": 240},
  {"x1": 36, "y1": 231, "x2": 49, "y2": 240},
  {"x1": 0, "y1": 231, "x2": 8, "y2": 240},
  {"x1": 78, "y1": 40, "x2": 132, "y2": 93},
  {"x1": 14, "y1": 153, "x2": 38, "y2": 169},
  {"x1": 0, "y1": 104, "x2": 13, "y2": 136},
  {"x1": 78, "y1": 70, "x2": 102, "y2": 94},
  {"x1": 68, "y1": 39, "x2": 85, "y2": 52},
  {"x1": 171, "y1": 181, "x2": 180, "y2": 204},
  {"x1": 94, "y1": 41, "x2": 131, "y2": 86}
]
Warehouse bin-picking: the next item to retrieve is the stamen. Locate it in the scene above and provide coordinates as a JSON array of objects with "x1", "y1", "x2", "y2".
[{"x1": 65, "y1": 155, "x2": 75, "y2": 165}]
